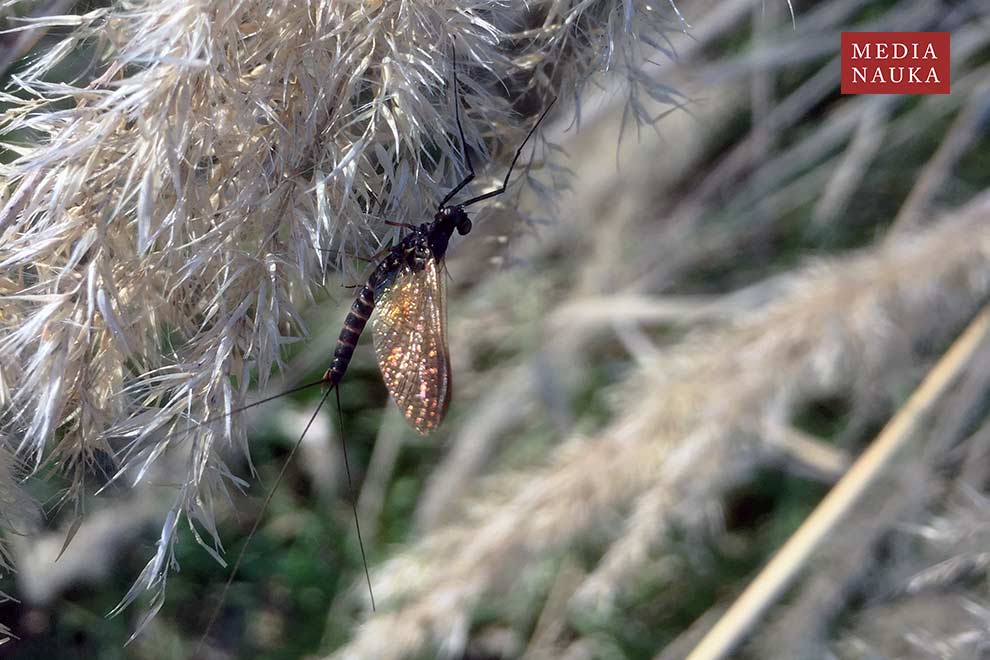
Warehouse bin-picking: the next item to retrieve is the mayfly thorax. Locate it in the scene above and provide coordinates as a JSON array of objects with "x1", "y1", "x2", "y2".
[{"x1": 197, "y1": 43, "x2": 556, "y2": 646}]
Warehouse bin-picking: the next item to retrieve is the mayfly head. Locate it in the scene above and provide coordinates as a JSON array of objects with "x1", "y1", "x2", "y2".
[{"x1": 436, "y1": 205, "x2": 473, "y2": 236}]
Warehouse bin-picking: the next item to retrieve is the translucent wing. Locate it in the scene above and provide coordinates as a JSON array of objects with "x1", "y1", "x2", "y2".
[{"x1": 372, "y1": 259, "x2": 451, "y2": 435}]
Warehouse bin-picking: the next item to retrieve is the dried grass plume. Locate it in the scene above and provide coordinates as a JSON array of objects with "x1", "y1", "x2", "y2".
[{"x1": 0, "y1": 0, "x2": 684, "y2": 632}]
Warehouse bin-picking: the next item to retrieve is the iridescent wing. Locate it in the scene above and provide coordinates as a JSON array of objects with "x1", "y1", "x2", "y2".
[{"x1": 371, "y1": 259, "x2": 451, "y2": 435}]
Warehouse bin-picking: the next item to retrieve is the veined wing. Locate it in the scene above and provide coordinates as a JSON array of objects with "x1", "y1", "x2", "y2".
[{"x1": 371, "y1": 259, "x2": 451, "y2": 435}]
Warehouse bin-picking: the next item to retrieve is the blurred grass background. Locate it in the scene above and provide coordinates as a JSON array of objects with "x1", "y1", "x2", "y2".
[{"x1": 3, "y1": 0, "x2": 990, "y2": 658}]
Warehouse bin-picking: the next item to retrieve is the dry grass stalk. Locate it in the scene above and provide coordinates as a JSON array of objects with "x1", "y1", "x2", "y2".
[
  {"x1": 687, "y1": 305, "x2": 990, "y2": 660},
  {"x1": 890, "y1": 80, "x2": 990, "y2": 235}
]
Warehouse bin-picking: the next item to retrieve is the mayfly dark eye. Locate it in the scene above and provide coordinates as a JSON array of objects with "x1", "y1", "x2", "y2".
[{"x1": 198, "y1": 41, "x2": 556, "y2": 650}]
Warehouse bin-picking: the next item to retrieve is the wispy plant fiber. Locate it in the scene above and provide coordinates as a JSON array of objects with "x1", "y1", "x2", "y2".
[{"x1": 0, "y1": 0, "x2": 684, "y2": 632}]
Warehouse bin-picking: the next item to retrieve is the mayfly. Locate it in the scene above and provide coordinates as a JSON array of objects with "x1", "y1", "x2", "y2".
[{"x1": 197, "y1": 46, "x2": 556, "y2": 642}]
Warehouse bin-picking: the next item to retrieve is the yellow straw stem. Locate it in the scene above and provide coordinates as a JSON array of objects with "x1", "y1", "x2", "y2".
[{"x1": 686, "y1": 305, "x2": 990, "y2": 660}]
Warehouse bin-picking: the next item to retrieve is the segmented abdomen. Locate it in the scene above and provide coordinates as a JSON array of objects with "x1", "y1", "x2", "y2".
[{"x1": 325, "y1": 284, "x2": 376, "y2": 386}]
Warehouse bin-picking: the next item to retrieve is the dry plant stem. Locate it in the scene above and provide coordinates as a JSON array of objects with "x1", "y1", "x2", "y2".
[
  {"x1": 889, "y1": 80, "x2": 990, "y2": 235},
  {"x1": 699, "y1": 15, "x2": 988, "y2": 234},
  {"x1": 655, "y1": 604, "x2": 730, "y2": 660},
  {"x1": 685, "y1": 305, "x2": 990, "y2": 660},
  {"x1": 759, "y1": 421, "x2": 849, "y2": 483},
  {"x1": 811, "y1": 98, "x2": 891, "y2": 226},
  {"x1": 673, "y1": 53, "x2": 840, "y2": 221},
  {"x1": 748, "y1": 2, "x2": 778, "y2": 161},
  {"x1": 522, "y1": 558, "x2": 585, "y2": 659},
  {"x1": 681, "y1": 0, "x2": 921, "y2": 217},
  {"x1": 754, "y1": 457, "x2": 929, "y2": 658}
]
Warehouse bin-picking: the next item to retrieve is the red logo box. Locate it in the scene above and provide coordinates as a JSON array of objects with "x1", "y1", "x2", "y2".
[{"x1": 841, "y1": 32, "x2": 950, "y2": 95}]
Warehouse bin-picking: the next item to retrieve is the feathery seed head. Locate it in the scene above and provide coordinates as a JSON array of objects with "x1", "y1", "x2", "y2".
[{"x1": 0, "y1": 0, "x2": 683, "y2": 630}]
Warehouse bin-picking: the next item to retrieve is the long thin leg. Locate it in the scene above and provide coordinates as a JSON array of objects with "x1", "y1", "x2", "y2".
[
  {"x1": 459, "y1": 97, "x2": 557, "y2": 208},
  {"x1": 383, "y1": 220, "x2": 417, "y2": 230},
  {"x1": 337, "y1": 387, "x2": 375, "y2": 611},
  {"x1": 319, "y1": 244, "x2": 391, "y2": 288},
  {"x1": 315, "y1": 247, "x2": 382, "y2": 263},
  {"x1": 342, "y1": 243, "x2": 393, "y2": 288},
  {"x1": 438, "y1": 40, "x2": 476, "y2": 208},
  {"x1": 197, "y1": 386, "x2": 337, "y2": 654}
]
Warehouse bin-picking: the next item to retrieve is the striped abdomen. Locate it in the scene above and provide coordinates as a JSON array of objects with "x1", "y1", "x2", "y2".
[{"x1": 324, "y1": 284, "x2": 376, "y2": 386}]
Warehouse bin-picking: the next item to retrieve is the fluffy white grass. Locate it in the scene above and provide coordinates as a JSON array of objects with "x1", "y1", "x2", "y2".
[{"x1": 0, "y1": 0, "x2": 685, "y2": 632}]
